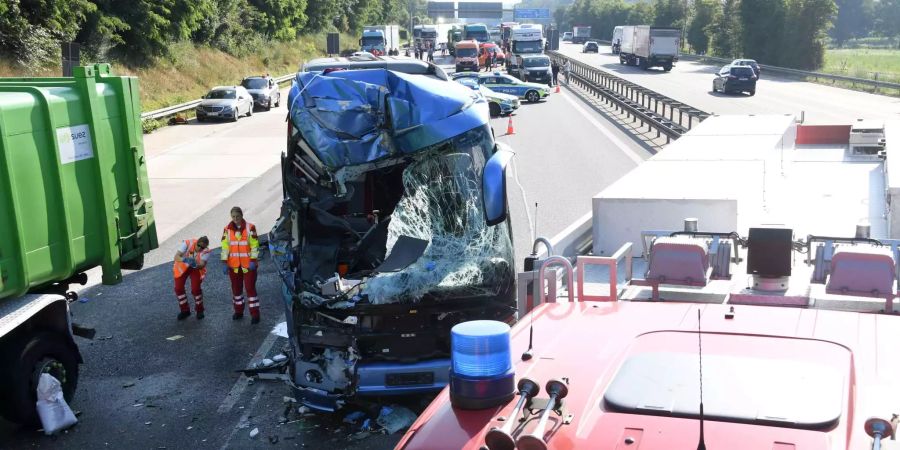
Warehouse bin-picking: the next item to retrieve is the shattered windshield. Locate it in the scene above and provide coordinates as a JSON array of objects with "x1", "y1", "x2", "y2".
[{"x1": 363, "y1": 125, "x2": 514, "y2": 304}]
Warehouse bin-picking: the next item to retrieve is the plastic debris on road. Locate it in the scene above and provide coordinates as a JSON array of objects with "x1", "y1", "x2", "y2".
[
  {"x1": 343, "y1": 411, "x2": 366, "y2": 424},
  {"x1": 376, "y1": 405, "x2": 417, "y2": 434},
  {"x1": 36, "y1": 373, "x2": 77, "y2": 435},
  {"x1": 249, "y1": 427, "x2": 260, "y2": 439},
  {"x1": 271, "y1": 321, "x2": 289, "y2": 338},
  {"x1": 166, "y1": 335, "x2": 183, "y2": 341}
]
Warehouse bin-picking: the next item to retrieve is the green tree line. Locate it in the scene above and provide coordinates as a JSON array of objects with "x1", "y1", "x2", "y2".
[
  {"x1": 0, "y1": 0, "x2": 415, "y2": 70},
  {"x1": 556, "y1": 0, "x2": 899, "y2": 69}
]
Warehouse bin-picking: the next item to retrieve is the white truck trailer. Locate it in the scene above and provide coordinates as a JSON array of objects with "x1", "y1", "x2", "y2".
[
  {"x1": 360, "y1": 25, "x2": 401, "y2": 55},
  {"x1": 618, "y1": 25, "x2": 680, "y2": 71},
  {"x1": 572, "y1": 26, "x2": 592, "y2": 44},
  {"x1": 507, "y1": 24, "x2": 544, "y2": 71}
]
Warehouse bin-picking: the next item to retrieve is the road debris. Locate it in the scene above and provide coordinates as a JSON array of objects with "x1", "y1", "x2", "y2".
[
  {"x1": 268, "y1": 435, "x2": 279, "y2": 444},
  {"x1": 249, "y1": 427, "x2": 260, "y2": 439},
  {"x1": 342, "y1": 411, "x2": 366, "y2": 424},
  {"x1": 376, "y1": 405, "x2": 416, "y2": 434},
  {"x1": 36, "y1": 374, "x2": 78, "y2": 435},
  {"x1": 166, "y1": 335, "x2": 183, "y2": 341},
  {"x1": 122, "y1": 382, "x2": 135, "y2": 388}
]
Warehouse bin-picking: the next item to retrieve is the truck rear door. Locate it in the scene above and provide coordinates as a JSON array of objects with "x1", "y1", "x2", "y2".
[{"x1": 650, "y1": 29, "x2": 680, "y2": 56}]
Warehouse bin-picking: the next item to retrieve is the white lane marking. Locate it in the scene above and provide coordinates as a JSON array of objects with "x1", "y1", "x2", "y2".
[
  {"x1": 218, "y1": 385, "x2": 265, "y2": 450},
  {"x1": 216, "y1": 313, "x2": 286, "y2": 414},
  {"x1": 557, "y1": 90, "x2": 646, "y2": 165}
]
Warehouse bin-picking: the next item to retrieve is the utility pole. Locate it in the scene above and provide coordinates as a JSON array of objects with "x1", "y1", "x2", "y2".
[{"x1": 409, "y1": 0, "x2": 414, "y2": 50}]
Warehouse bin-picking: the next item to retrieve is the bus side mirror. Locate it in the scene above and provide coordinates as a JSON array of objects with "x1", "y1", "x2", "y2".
[{"x1": 483, "y1": 146, "x2": 514, "y2": 226}]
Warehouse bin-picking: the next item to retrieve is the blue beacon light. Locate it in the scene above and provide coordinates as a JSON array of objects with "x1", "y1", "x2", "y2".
[{"x1": 449, "y1": 320, "x2": 516, "y2": 410}]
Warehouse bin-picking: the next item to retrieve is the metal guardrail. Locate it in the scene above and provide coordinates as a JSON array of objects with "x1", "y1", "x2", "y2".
[
  {"x1": 549, "y1": 51, "x2": 710, "y2": 143},
  {"x1": 677, "y1": 53, "x2": 900, "y2": 93},
  {"x1": 140, "y1": 73, "x2": 295, "y2": 121}
]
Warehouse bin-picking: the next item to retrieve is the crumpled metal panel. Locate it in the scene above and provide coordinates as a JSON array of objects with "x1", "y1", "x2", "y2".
[{"x1": 288, "y1": 69, "x2": 487, "y2": 169}]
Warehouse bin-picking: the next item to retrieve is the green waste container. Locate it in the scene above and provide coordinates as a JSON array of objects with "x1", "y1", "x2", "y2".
[{"x1": 0, "y1": 64, "x2": 158, "y2": 300}]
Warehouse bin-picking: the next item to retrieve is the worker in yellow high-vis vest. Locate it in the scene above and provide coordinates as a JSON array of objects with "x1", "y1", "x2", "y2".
[{"x1": 221, "y1": 206, "x2": 261, "y2": 323}]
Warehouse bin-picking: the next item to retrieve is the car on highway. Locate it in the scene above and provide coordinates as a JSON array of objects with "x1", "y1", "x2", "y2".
[
  {"x1": 455, "y1": 76, "x2": 520, "y2": 117},
  {"x1": 712, "y1": 65, "x2": 758, "y2": 96},
  {"x1": 731, "y1": 58, "x2": 761, "y2": 77},
  {"x1": 196, "y1": 86, "x2": 254, "y2": 122},
  {"x1": 562, "y1": 31, "x2": 573, "y2": 42},
  {"x1": 241, "y1": 75, "x2": 281, "y2": 111},
  {"x1": 450, "y1": 71, "x2": 481, "y2": 81},
  {"x1": 583, "y1": 41, "x2": 599, "y2": 53},
  {"x1": 304, "y1": 54, "x2": 448, "y2": 80},
  {"x1": 514, "y1": 54, "x2": 553, "y2": 85},
  {"x1": 475, "y1": 72, "x2": 550, "y2": 103},
  {"x1": 478, "y1": 42, "x2": 506, "y2": 67}
]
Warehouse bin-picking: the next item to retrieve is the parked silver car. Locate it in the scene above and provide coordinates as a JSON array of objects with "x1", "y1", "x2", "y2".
[
  {"x1": 241, "y1": 76, "x2": 281, "y2": 111},
  {"x1": 197, "y1": 86, "x2": 253, "y2": 122}
]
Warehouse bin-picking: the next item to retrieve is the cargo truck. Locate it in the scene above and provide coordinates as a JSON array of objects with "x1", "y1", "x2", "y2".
[
  {"x1": 507, "y1": 24, "x2": 544, "y2": 71},
  {"x1": 618, "y1": 25, "x2": 680, "y2": 71},
  {"x1": 360, "y1": 25, "x2": 401, "y2": 55},
  {"x1": 0, "y1": 64, "x2": 157, "y2": 425},
  {"x1": 276, "y1": 58, "x2": 517, "y2": 411},
  {"x1": 572, "y1": 25, "x2": 592, "y2": 44},
  {"x1": 463, "y1": 23, "x2": 491, "y2": 43},
  {"x1": 420, "y1": 25, "x2": 439, "y2": 48},
  {"x1": 448, "y1": 27, "x2": 462, "y2": 56}
]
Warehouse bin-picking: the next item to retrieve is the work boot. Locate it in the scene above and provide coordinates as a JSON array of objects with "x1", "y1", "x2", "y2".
[
  {"x1": 177, "y1": 311, "x2": 191, "y2": 321},
  {"x1": 232, "y1": 313, "x2": 243, "y2": 320},
  {"x1": 196, "y1": 311, "x2": 205, "y2": 320},
  {"x1": 251, "y1": 316, "x2": 260, "y2": 324}
]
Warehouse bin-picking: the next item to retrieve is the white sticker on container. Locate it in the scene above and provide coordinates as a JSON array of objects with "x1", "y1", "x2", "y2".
[{"x1": 56, "y1": 124, "x2": 94, "y2": 164}]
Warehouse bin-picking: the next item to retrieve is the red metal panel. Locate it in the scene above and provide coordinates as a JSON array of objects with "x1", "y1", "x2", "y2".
[{"x1": 795, "y1": 125, "x2": 851, "y2": 145}]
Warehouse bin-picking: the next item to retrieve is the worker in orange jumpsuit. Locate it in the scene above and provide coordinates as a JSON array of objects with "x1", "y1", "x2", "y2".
[
  {"x1": 221, "y1": 207, "x2": 261, "y2": 323},
  {"x1": 173, "y1": 236, "x2": 212, "y2": 320}
]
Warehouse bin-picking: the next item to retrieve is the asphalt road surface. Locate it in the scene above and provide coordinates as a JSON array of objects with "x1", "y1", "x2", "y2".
[
  {"x1": 557, "y1": 42, "x2": 900, "y2": 124},
  {"x1": 0, "y1": 55, "x2": 653, "y2": 449}
]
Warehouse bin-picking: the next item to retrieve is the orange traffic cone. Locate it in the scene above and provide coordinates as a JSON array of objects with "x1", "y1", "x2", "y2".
[
  {"x1": 555, "y1": 84, "x2": 561, "y2": 93},
  {"x1": 506, "y1": 116, "x2": 515, "y2": 135}
]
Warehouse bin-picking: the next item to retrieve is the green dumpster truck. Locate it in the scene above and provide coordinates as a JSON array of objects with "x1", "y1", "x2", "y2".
[{"x1": 0, "y1": 64, "x2": 157, "y2": 425}]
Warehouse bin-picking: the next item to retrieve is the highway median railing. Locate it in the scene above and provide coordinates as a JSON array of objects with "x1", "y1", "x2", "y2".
[
  {"x1": 140, "y1": 73, "x2": 296, "y2": 122},
  {"x1": 549, "y1": 51, "x2": 710, "y2": 143}
]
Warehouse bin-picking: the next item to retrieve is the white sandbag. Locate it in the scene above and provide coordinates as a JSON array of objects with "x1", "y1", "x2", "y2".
[{"x1": 35, "y1": 373, "x2": 77, "y2": 435}]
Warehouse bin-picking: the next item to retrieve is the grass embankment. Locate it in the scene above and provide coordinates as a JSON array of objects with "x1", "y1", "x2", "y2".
[
  {"x1": 0, "y1": 33, "x2": 358, "y2": 131},
  {"x1": 816, "y1": 48, "x2": 900, "y2": 95},
  {"x1": 823, "y1": 48, "x2": 900, "y2": 83}
]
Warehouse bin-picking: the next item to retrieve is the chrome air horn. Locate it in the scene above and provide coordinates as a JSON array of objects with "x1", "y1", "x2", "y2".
[
  {"x1": 515, "y1": 378, "x2": 569, "y2": 450},
  {"x1": 484, "y1": 377, "x2": 541, "y2": 450}
]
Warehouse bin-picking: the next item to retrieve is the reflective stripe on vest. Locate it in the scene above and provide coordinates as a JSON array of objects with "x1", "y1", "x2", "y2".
[
  {"x1": 173, "y1": 239, "x2": 209, "y2": 279},
  {"x1": 226, "y1": 223, "x2": 255, "y2": 269}
]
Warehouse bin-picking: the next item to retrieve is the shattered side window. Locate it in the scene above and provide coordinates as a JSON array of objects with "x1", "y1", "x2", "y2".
[{"x1": 363, "y1": 126, "x2": 514, "y2": 304}]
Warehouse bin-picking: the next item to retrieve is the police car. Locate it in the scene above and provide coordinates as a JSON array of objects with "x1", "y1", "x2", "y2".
[
  {"x1": 475, "y1": 72, "x2": 550, "y2": 103},
  {"x1": 455, "y1": 77, "x2": 519, "y2": 117}
]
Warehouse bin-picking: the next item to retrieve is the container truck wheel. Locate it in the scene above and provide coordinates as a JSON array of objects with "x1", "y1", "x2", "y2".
[
  {"x1": 0, "y1": 332, "x2": 79, "y2": 425},
  {"x1": 663, "y1": 63, "x2": 672, "y2": 72}
]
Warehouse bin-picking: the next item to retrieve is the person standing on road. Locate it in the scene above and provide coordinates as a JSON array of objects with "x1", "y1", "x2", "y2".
[
  {"x1": 221, "y1": 207, "x2": 261, "y2": 324},
  {"x1": 173, "y1": 236, "x2": 212, "y2": 320},
  {"x1": 427, "y1": 45, "x2": 434, "y2": 63},
  {"x1": 564, "y1": 59, "x2": 571, "y2": 85},
  {"x1": 551, "y1": 59, "x2": 560, "y2": 86}
]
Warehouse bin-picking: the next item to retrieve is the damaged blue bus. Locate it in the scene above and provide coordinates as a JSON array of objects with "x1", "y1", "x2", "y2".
[{"x1": 270, "y1": 59, "x2": 517, "y2": 411}]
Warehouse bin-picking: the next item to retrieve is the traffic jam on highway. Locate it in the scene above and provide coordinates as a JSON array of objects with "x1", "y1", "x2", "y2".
[{"x1": 2, "y1": 11, "x2": 900, "y2": 450}]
